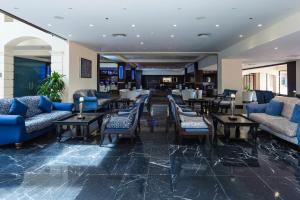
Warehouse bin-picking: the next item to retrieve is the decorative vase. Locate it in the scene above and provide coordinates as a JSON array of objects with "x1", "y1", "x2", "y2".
[{"x1": 78, "y1": 97, "x2": 85, "y2": 119}]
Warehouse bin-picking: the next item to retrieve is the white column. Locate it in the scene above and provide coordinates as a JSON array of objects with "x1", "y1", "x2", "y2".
[
  {"x1": 218, "y1": 58, "x2": 243, "y2": 103},
  {"x1": 50, "y1": 51, "x2": 64, "y2": 74},
  {"x1": 0, "y1": 51, "x2": 14, "y2": 98},
  {"x1": 296, "y1": 60, "x2": 300, "y2": 94}
]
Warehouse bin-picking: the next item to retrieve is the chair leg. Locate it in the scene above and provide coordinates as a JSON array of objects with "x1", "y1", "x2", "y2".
[
  {"x1": 108, "y1": 134, "x2": 112, "y2": 143},
  {"x1": 100, "y1": 133, "x2": 105, "y2": 146}
]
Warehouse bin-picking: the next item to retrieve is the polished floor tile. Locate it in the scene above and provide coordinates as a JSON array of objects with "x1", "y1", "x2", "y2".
[{"x1": 0, "y1": 116, "x2": 299, "y2": 200}]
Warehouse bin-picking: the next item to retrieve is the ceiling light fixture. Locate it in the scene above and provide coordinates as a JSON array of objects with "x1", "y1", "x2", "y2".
[
  {"x1": 89, "y1": 24, "x2": 94, "y2": 27},
  {"x1": 68, "y1": 34, "x2": 72, "y2": 37},
  {"x1": 173, "y1": 24, "x2": 177, "y2": 27},
  {"x1": 215, "y1": 24, "x2": 220, "y2": 27},
  {"x1": 257, "y1": 24, "x2": 263, "y2": 27},
  {"x1": 170, "y1": 34, "x2": 175, "y2": 38},
  {"x1": 274, "y1": 47, "x2": 279, "y2": 50},
  {"x1": 47, "y1": 24, "x2": 52, "y2": 27},
  {"x1": 131, "y1": 24, "x2": 136, "y2": 28},
  {"x1": 140, "y1": 41, "x2": 144, "y2": 45},
  {"x1": 239, "y1": 34, "x2": 244, "y2": 38},
  {"x1": 102, "y1": 34, "x2": 107, "y2": 37},
  {"x1": 136, "y1": 34, "x2": 140, "y2": 38}
]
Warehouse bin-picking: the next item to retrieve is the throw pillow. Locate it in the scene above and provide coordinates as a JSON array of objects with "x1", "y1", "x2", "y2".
[
  {"x1": 38, "y1": 96, "x2": 52, "y2": 113},
  {"x1": 265, "y1": 100, "x2": 284, "y2": 116},
  {"x1": 8, "y1": 99, "x2": 28, "y2": 117},
  {"x1": 290, "y1": 104, "x2": 300, "y2": 123}
]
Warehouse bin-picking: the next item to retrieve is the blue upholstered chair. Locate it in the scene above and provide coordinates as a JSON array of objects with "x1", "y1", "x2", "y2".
[
  {"x1": 254, "y1": 90, "x2": 274, "y2": 104},
  {"x1": 73, "y1": 89, "x2": 111, "y2": 112},
  {"x1": 99, "y1": 103, "x2": 141, "y2": 146}
]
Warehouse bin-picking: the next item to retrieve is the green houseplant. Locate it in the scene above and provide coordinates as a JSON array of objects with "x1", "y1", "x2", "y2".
[
  {"x1": 242, "y1": 85, "x2": 253, "y2": 102},
  {"x1": 37, "y1": 71, "x2": 65, "y2": 102}
]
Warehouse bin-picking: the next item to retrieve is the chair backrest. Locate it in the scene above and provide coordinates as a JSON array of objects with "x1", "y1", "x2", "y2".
[
  {"x1": 181, "y1": 89, "x2": 195, "y2": 101},
  {"x1": 254, "y1": 90, "x2": 274, "y2": 104},
  {"x1": 223, "y1": 89, "x2": 237, "y2": 97}
]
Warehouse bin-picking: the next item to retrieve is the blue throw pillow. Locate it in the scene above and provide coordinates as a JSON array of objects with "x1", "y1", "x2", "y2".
[
  {"x1": 8, "y1": 99, "x2": 28, "y2": 117},
  {"x1": 265, "y1": 100, "x2": 284, "y2": 116},
  {"x1": 290, "y1": 104, "x2": 300, "y2": 123},
  {"x1": 38, "y1": 96, "x2": 52, "y2": 113}
]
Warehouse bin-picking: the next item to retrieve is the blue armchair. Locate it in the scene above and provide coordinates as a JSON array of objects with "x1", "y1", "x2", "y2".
[
  {"x1": 73, "y1": 89, "x2": 111, "y2": 112},
  {"x1": 0, "y1": 96, "x2": 73, "y2": 148}
]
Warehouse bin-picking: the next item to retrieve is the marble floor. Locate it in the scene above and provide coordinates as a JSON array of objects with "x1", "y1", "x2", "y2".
[{"x1": 0, "y1": 117, "x2": 300, "y2": 200}]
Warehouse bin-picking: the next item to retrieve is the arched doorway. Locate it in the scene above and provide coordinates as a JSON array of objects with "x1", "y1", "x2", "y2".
[{"x1": 3, "y1": 36, "x2": 52, "y2": 97}]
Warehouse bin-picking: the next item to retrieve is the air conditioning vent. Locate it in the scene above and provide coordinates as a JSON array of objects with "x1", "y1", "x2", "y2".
[
  {"x1": 197, "y1": 33, "x2": 211, "y2": 38},
  {"x1": 112, "y1": 33, "x2": 127, "y2": 38}
]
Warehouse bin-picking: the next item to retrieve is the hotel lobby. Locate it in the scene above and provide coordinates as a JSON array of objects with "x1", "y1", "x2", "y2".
[{"x1": 0, "y1": 0, "x2": 300, "y2": 199}]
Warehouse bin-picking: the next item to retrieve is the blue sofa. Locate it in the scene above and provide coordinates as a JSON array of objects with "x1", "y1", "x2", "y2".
[
  {"x1": 246, "y1": 96, "x2": 300, "y2": 146},
  {"x1": 0, "y1": 96, "x2": 73, "y2": 148}
]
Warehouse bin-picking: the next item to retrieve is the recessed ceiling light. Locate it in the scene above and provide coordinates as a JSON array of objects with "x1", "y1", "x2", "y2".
[
  {"x1": 131, "y1": 24, "x2": 136, "y2": 28},
  {"x1": 140, "y1": 41, "x2": 144, "y2": 45},
  {"x1": 215, "y1": 24, "x2": 220, "y2": 27},
  {"x1": 136, "y1": 34, "x2": 140, "y2": 38},
  {"x1": 47, "y1": 24, "x2": 52, "y2": 27},
  {"x1": 257, "y1": 24, "x2": 263, "y2": 27},
  {"x1": 274, "y1": 47, "x2": 279, "y2": 50},
  {"x1": 239, "y1": 34, "x2": 244, "y2": 38},
  {"x1": 102, "y1": 34, "x2": 107, "y2": 37},
  {"x1": 68, "y1": 34, "x2": 72, "y2": 37},
  {"x1": 89, "y1": 24, "x2": 94, "y2": 27},
  {"x1": 170, "y1": 34, "x2": 175, "y2": 38},
  {"x1": 173, "y1": 24, "x2": 177, "y2": 27},
  {"x1": 105, "y1": 17, "x2": 109, "y2": 20}
]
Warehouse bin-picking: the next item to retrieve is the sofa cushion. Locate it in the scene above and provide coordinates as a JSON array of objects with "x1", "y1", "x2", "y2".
[
  {"x1": 273, "y1": 96, "x2": 300, "y2": 118},
  {"x1": 249, "y1": 113, "x2": 282, "y2": 126},
  {"x1": 8, "y1": 99, "x2": 28, "y2": 118},
  {"x1": 38, "y1": 96, "x2": 52, "y2": 113},
  {"x1": 0, "y1": 98, "x2": 13, "y2": 114},
  {"x1": 249, "y1": 113, "x2": 297, "y2": 137},
  {"x1": 265, "y1": 100, "x2": 283, "y2": 116},
  {"x1": 17, "y1": 96, "x2": 42, "y2": 118},
  {"x1": 290, "y1": 104, "x2": 300, "y2": 123},
  {"x1": 25, "y1": 110, "x2": 71, "y2": 133}
]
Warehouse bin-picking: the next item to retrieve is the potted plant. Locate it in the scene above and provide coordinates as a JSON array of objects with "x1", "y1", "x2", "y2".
[
  {"x1": 37, "y1": 71, "x2": 65, "y2": 102},
  {"x1": 242, "y1": 86, "x2": 253, "y2": 102}
]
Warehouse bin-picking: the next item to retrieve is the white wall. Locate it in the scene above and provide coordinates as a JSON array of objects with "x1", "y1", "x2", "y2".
[
  {"x1": 218, "y1": 59, "x2": 243, "y2": 103},
  {"x1": 68, "y1": 42, "x2": 98, "y2": 101}
]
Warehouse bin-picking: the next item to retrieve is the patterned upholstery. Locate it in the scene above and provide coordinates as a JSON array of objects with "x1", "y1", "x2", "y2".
[
  {"x1": 25, "y1": 110, "x2": 71, "y2": 133},
  {"x1": 0, "y1": 98, "x2": 13, "y2": 114},
  {"x1": 273, "y1": 96, "x2": 300, "y2": 118},
  {"x1": 179, "y1": 115, "x2": 208, "y2": 129},
  {"x1": 106, "y1": 112, "x2": 136, "y2": 129},
  {"x1": 249, "y1": 113, "x2": 297, "y2": 137},
  {"x1": 17, "y1": 96, "x2": 42, "y2": 118}
]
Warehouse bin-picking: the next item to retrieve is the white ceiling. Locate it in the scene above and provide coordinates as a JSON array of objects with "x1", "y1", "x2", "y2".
[{"x1": 2, "y1": 0, "x2": 300, "y2": 52}]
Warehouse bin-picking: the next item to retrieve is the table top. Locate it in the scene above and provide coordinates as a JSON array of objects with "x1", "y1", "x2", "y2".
[
  {"x1": 211, "y1": 114, "x2": 258, "y2": 126},
  {"x1": 187, "y1": 97, "x2": 215, "y2": 102},
  {"x1": 54, "y1": 113, "x2": 104, "y2": 125}
]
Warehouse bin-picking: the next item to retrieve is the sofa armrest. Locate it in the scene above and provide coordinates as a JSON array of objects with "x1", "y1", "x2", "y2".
[
  {"x1": 246, "y1": 103, "x2": 267, "y2": 116},
  {"x1": 53, "y1": 102, "x2": 74, "y2": 111},
  {"x1": 0, "y1": 115, "x2": 25, "y2": 126}
]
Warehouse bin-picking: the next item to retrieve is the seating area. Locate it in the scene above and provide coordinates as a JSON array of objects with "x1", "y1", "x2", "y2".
[{"x1": 1, "y1": 1, "x2": 300, "y2": 199}]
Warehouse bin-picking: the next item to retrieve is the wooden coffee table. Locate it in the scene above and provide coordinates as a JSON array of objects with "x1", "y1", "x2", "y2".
[
  {"x1": 211, "y1": 114, "x2": 259, "y2": 144},
  {"x1": 54, "y1": 113, "x2": 104, "y2": 142}
]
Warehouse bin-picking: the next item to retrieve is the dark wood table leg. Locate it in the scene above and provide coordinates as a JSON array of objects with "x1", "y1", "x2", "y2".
[
  {"x1": 84, "y1": 125, "x2": 89, "y2": 141},
  {"x1": 213, "y1": 118, "x2": 218, "y2": 144},
  {"x1": 56, "y1": 125, "x2": 62, "y2": 142},
  {"x1": 224, "y1": 125, "x2": 230, "y2": 143},
  {"x1": 251, "y1": 126, "x2": 258, "y2": 144},
  {"x1": 235, "y1": 125, "x2": 240, "y2": 138}
]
